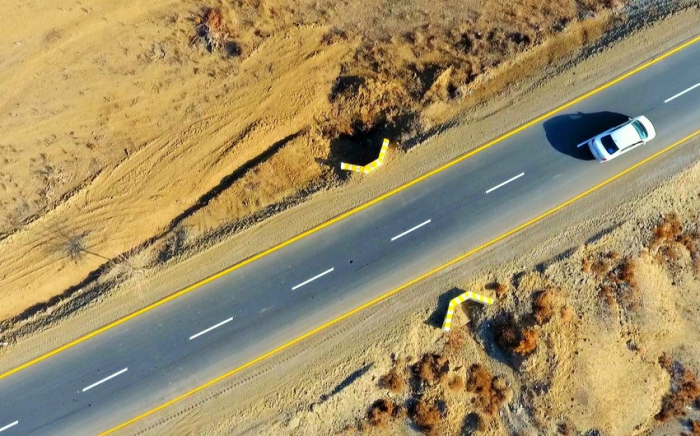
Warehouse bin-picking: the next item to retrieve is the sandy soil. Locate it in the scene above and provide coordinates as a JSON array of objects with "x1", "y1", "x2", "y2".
[{"x1": 0, "y1": 0, "x2": 636, "y2": 324}]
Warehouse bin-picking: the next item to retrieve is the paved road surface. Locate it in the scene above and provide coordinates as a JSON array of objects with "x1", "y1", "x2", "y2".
[{"x1": 1, "y1": 37, "x2": 700, "y2": 435}]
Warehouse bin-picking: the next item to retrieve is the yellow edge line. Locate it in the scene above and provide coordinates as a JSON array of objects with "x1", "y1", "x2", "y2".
[
  {"x1": 0, "y1": 32, "x2": 696, "y2": 393},
  {"x1": 102, "y1": 127, "x2": 700, "y2": 435}
]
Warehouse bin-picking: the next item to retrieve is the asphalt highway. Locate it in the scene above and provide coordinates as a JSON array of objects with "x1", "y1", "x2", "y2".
[{"x1": 1, "y1": 37, "x2": 700, "y2": 435}]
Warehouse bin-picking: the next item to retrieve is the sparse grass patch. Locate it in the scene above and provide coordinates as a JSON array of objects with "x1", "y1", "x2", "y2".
[{"x1": 560, "y1": 304, "x2": 575, "y2": 324}]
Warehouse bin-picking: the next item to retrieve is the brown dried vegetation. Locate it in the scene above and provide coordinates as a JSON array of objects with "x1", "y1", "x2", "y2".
[
  {"x1": 533, "y1": 290, "x2": 554, "y2": 325},
  {"x1": 648, "y1": 214, "x2": 700, "y2": 277},
  {"x1": 513, "y1": 328, "x2": 538, "y2": 355},
  {"x1": 596, "y1": 257, "x2": 641, "y2": 312},
  {"x1": 581, "y1": 256, "x2": 591, "y2": 273},
  {"x1": 379, "y1": 367, "x2": 405, "y2": 393},
  {"x1": 445, "y1": 327, "x2": 467, "y2": 355},
  {"x1": 493, "y1": 282, "x2": 508, "y2": 299},
  {"x1": 651, "y1": 214, "x2": 683, "y2": 250},
  {"x1": 608, "y1": 259, "x2": 640, "y2": 311},
  {"x1": 366, "y1": 399, "x2": 405, "y2": 429},
  {"x1": 448, "y1": 374, "x2": 465, "y2": 392},
  {"x1": 414, "y1": 353, "x2": 450, "y2": 386},
  {"x1": 690, "y1": 421, "x2": 700, "y2": 436},
  {"x1": 466, "y1": 364, "x2": 511, "y2": 416},
  {"x1": 410, "y1": 399, "x2": 444, "y2": 435},
  {"x1": 655, "y1": 354, "x2": 700, "y2": 422},
  {"x1": 590, "y1": 258, "x2": 611, "y2": 277},
  {"x1": 191, "y1": 8, "x2": 236, "y2": 54},
  {"x1": 495, "y1": 316, "x2": 538, "y2": 356}
]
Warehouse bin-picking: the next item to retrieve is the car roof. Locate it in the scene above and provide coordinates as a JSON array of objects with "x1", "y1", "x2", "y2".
[{"x1": 609, "y1": 122, "x2": 641, "y2": 150}]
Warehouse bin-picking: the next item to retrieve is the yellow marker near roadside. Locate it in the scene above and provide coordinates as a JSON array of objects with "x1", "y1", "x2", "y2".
[
  {"x1": 442, "y1": 291, "x2": 494, "y2": 332},
  {"x1": 341, "y1": 138, "x2": 390, "y2": 173}
]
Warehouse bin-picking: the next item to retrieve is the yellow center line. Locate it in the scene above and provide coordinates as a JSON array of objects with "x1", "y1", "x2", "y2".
[{"x1": 0, "y1": 32, "x2": 697, "y2": 435}]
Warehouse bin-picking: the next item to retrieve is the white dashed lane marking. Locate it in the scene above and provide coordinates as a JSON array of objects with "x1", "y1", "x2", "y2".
[
  {"x1": 189, "y1": 317, "x2": 234, "y2": 340},
  {"x1": 0, "y1": 421, "x2": 18, "y2": 433},
  {"x1": 485, "y1": 172, "x2": 525, "y2": 194},
  {"x1": 665, "y1": 83, "x2": 700, "y2": 103},
  {"x1": 291, "y1": 268, "x2": 334, "y2": 291},
  {"x1": 391, "y1": 219, "x2": 431, "y2": 241},
  {"x1": 82, "y1": 368, "x2": 128, "y2": 393}
]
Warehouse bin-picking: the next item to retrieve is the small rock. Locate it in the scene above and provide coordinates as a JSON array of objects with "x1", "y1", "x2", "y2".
[{"x1": 287, "y1": 417, "x2": 300, "y2": 429}]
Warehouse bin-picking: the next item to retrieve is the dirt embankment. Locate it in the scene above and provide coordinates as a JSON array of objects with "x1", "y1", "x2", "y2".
[{"x1": 0, "y1": 0, "x2": 644, "y2": 329}]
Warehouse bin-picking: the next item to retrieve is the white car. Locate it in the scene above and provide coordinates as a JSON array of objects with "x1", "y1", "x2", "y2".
[{"x1": 587, "y1": 115, "x2": 656, "y2": 162}]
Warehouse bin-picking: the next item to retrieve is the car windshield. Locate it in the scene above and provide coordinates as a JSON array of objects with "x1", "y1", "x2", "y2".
[
  {"x1": 601, "y1": 135, "x2": 619, "y2": 154},
  {"x1": 631, "y1": 120, "x2": 648, "y2": 139}
]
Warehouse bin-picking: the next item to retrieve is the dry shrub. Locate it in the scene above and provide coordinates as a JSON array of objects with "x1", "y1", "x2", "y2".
[
  {"x1": 321, "y1": 27, "x2": 349, "y2": 45},
  {"x1": 493, "y1": 282, "x2": 508, "y2": 299},
  {"x1": 606, "y1": 251, "x2": 621, "y2": 261},
  {"x1": 495, "y1": 317, "x2": 520, "y2": 351},
  {"x1": 651, "y1": 213, "x2": 683, "y2": 250},
  {"x1": 655, "y1": 354, "x2": 700, "y2": 422},
  {"x1": 560, "y1": 305, "x2": 575, "y2": 324},
  {"x1": 366, "y1": 399, "x2": 401, "y2": 429},
  {"x1": 445, "y1": 327, "x2": 467, "y2": 355},
  {"x1": 679, "y1": 232, "x2": 700, "y2": 276},
  {"x1": 410, "y1": 399, "x2": 443, "y2": 435},
  {"x1": 192, "y1": 8, "x2": 236, "y2": 54},
  {"x1": 648, "y1": 213, "x2": 700, "y2": 275},
  {"x1": 380, "y1": 367, "x2": 405, "y2": 393},
  {"x1": 533, "y1": 290, "x2": 554, "y2": 325},
  {"x1": 466, "y1": 364, "x2": 510, "y2": 416},
  {"x1": 513, "y1": 328, "x2": 538, "y2": 355},
  {"x1": 581, "y1": 257, "x2": 591, "y2": 273},
  {"x1": 590, "y1": 258, "x2": 610, "y2": 276},
  {"x1": 609, "y1": 259, "x2": 640, "y2": 311},
  {"x1": 598, "y1": 284, "x2": 616, "y2": 308},
  {"x1": 414, "y1": 353, "x2": 450, "y2": 386},
  {"x1": 557, "y1": 422, "x2": 574, "y2": 435},
  {"x1": 448, "y1": 375, "x2": 465, "y2": 392},
  {"x1": 597, "y1": 257, "x2": 640, "y2": 312},
  {"x1": 691, "y1": 421, "x2": 700, "y2": 436},
  {"x1": 495, "y1": 316, "x2": 538, "y2": 356}
]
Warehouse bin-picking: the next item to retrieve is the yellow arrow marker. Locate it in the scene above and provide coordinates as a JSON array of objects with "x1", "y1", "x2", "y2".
[
  {"x1": 341, "y1": 138, "x2": 390, "y2": 174},
  {"x1": 442, "y1": 291, "x2": 494, "y2": 332}
]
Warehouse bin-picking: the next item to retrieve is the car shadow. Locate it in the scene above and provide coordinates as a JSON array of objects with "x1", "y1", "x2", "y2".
[{"x1": 543, "y1": 111, "x2": 631, "y2": 160}]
